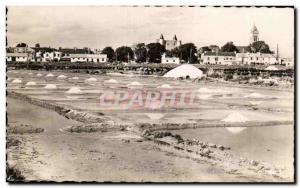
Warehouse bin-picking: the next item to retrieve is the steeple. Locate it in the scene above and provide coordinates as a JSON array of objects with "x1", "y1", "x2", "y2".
[
  {"x1": 250, "y1": 24, "x2": 259, "y2": 43},
  {"x1": 160, "y1": 34, "x2": 164, "y2": 40},
  {"x1": 173, "y1": 35, "x2": 177, "y2": 41},
  {"x1": 251, "y1": 24, "x2": 259, "y2": 34}
]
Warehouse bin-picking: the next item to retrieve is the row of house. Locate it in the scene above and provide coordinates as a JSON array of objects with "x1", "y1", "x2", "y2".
[
  {"x1": 200, "y1": 52, "x2": 283, "y2": 66},
  {"x1": 161, "y1": 51, "x2": 288, "y2": 66},
  {"x1": 6, "y1": 45, "x2": 108, "y2": 63},
  {"x1": 162, "y1": 25, "x2": 293, "y2": 67},
  {"x1": 7, "y1": 44, "x2": 291, "y2": 67}
]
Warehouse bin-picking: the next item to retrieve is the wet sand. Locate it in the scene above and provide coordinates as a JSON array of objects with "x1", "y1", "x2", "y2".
[{"x1": 7, "y1": 97, "x2": 259, "y2": 182}]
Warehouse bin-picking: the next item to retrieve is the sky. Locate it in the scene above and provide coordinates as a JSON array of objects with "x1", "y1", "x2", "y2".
[{"x1": 7, "y1": 6, "x2": 294, "y2": 57}]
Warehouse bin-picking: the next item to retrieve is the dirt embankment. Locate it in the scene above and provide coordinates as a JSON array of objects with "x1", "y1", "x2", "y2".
[{"x1": 7, "y1": 91, "x2": 125, "y2": 131}]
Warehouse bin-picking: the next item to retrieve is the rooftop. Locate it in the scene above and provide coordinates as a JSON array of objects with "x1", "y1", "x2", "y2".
[
  {"x1": 203, "y1": 52, "x2": 236, "y2": 56},
  {"x1": 6, "y1": 53, "x2": 28, "y2": 57},
  {"x1": 69, "y1": 54, "x2": 107, "y2": 58}
]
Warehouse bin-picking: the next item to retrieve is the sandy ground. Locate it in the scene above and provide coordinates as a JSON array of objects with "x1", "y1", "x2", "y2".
[{"x1": 6, "y1": 97, "x2": 291, "y2": 182}]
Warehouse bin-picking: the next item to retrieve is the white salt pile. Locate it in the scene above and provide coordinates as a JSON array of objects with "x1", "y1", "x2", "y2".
[
  {"x1": 69, "y1": 77, "x2": 79, "y2": 80},
  {"x1": 197, "y1": 94, "x2": 211, "y2": 100},
  {"x1": 36, "y1": 73, "x2": 43, "y2": 77},
  {"x1": 28, "y1": 72, "x2": 33, "y2": 75},
  {"x1": 25, "y1": 81, "x2": 36, "y2": 86},
  {"x1": 249, "y1": 101, "x2": 263, "y2": 106},
  {"x1": 45, "y1": 73, "x2": 54, "y2": 77},
  {"x1": 44, "y1": 84, "x2": 57, "y2": 89},
  {"x1": 12, "y1": 79, "x2": 22, "y2": 84},
  {"x1": 226, "y1": 127, "x2": 247, "y2": 134},
  {"x1": 163, "y1": 64, "x2": 203, "y2": 79},
  {"x1": 66, "y1": 87, "x2": 83, "y2": 94},
  {"x1": 85, "y1": 77, "x2": 97, "y2": 82},
  {"x1": 57, "y1": 75, "x2": 67, "y2": 79},
  {"x1": 263, "y1": 78, "x2": 279, "y2": 85},
  {"x1": 197, "y1": 87, "x2": 212, "y2": 93},
  {"x1": 145, "y1": 113, "x2": 166, "y2": 120},
  {"x1": 244, "y1": 92, "x2": 265, "y2": 99},
  {"x1": 222, "y1": 112, "x2": 249, "y2": 122},
  {"x1": 157, "y1": 84, "x2": 173, "y2": 89},
  {"x1": 104, "y1": 79, "x2": 118, "y2": 84},
  {"x1": 265, "y1": 65, "x2": 279, "y2": 71},
  {"x1": 127, "y1": 81, "x2": 143, "y2": 87}
]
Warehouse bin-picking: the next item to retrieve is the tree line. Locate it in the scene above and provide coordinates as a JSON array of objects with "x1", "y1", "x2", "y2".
[
  {"x1": 102, "y1": 40, "x2": 273, "y2": 64},
  {"x1": 11, "y1": 40, "x2": 273, "y2": 64},
  {"x1": 102, "y1": 42, "x2": 199, "y2": 64}
]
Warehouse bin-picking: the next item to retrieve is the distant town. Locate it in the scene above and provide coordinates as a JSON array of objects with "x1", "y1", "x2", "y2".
[{"x1": 6, "y1": 25, "x2": 294, "y2": 67}]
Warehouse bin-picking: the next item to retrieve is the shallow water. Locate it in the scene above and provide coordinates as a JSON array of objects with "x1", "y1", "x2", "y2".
[
  {"x1": 7, "y1": 69, "x2": 294, "y2": 124},
  {"x1": 171, "y1": 124, "x2": 294, "y2": 171}
]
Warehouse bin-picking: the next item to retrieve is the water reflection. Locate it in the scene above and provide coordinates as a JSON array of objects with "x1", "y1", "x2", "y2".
[
  {"x1": 145, "y1": 113, "x2": 166, "y2": 120},
  {"x1": 226, "y1": 127, "x2": 247, "y2": 134}
]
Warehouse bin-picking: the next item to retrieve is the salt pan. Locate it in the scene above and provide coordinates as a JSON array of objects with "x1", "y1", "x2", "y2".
[
  {"x1": 222, "y1": 112, "x2": 249, "y2": 123},
  {"x1": 44, "y1": 84, "x2": 57, "y2": 89}
]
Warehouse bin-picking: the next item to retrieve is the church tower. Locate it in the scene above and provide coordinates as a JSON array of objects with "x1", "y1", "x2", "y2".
[
  {"x1": 158, "y1": 34, "x2": 165, "y2": 45},
  {"x1": 173, "y1": 35, "x2": 177, "y2": 41},
  {"x1": 250, "y1": 24, "x2": 259, "y2": 44}
]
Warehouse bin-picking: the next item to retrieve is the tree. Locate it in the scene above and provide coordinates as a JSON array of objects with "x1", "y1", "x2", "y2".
[
  {"x1": 133, "y1": 43, "x2": 147, "y2": 63},
  {"x1": 199, "y1": 46, "x2": 212, "y2": 53},
  {"x1": 247, "y1": 41, "x2": 273, "y2": 54},
  {"x1": 16, "y1": 43, "x2": 27, "y2": 47},
  {"x1": 166, "y1": 47, "x2": 180, "y2": 58},
  {"x1": 146, "y1": 43, "x2": 165, "y2": 63},
  {"x1": 6, "y1": 47, "x2": 14, "y2": 53},
  {"x1": 102, "y1": 47, "x2": 115, "y2": 62},
  {"x1": 115, "y1": 46, "x2": 134, "y2": 62},
  {"x1": 221, "y1": 41, "x2": 239, "y2": 52},
  {"x1": 178, "y1": 43, "x2": 198, "y2": 64},
  {"x1": 35, "y1": 43, "x2": 40, "y2": 48}
]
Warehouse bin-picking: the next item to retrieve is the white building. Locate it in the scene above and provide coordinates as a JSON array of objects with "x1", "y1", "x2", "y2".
[
  {"x1": 201, "y1": 51, "x2": 281, "y2": 66},
  {"x1": 282, "y1": 58, "x2": 294, "y2": 67},
  {"x1": 6, "y1": 53, "x2": 31, "y2": 62},
  {"x1": 69, "y1": 54, "x2": 108, "y2": 63},
  {"x1": 201, "y1": 52, "x2": 236, "y2": 65},
  {"x1": 236, "y1": 52, "x2": 280, "y2": 65},
  {"x1": 161, "y1": 54, "x2": 180, "y2": 64},
  {"x1": 43, "y1": 51, "x2": 62, "y2": 62},
  {"x1": 157, "y1": 34, "x2": 182, "y2": 51}
]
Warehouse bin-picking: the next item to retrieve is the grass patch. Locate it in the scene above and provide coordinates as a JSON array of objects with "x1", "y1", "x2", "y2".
[
  {"x1": 65, "y1": 124, "x2": 108, "y2": 133},
  {"x1": 7, "y1": 124, "x2": 44, "y2": 134}
]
